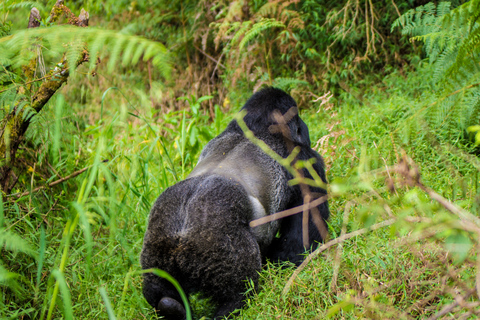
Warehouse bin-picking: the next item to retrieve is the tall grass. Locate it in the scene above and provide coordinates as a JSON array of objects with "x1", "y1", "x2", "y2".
[
  {"x1": 1, "y1": 77, "x2": 222, "y2": 318},
  {"x1": 1, "y1": 1, "x2": 480, "y2": 318},
  {"x1": 2, "y1": 58, "x2": 479, "y2": 319}
]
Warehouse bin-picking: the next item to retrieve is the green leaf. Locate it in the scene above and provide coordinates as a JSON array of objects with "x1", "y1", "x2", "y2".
[
  {"x1": 0, "y1": 228, "x2": 36, "y2": 257},
  {"x1": 190, "y1": 126, "x2": 198, "y2": 147},
  {"x1": 142, "y1": 268, "x2": 192, "y2": 320},
  {"x1": 467, "y1": 125, "x2": 480, "y2": 132},
  {"x1": 445, "y1": 232, "x2": 472, "y2": 263},
  {"x1": 0, "y1": 26, "x2": 171, "y2": 79},
  {"x1": 326, "y1": 299, "x2": 354, "y2": 317},
  {"x1": 100, "y1": 287, "x2": 117, "y2": 320},
  {"x1": 51, "y1": 270, "x2": 73, "y2": 320}
]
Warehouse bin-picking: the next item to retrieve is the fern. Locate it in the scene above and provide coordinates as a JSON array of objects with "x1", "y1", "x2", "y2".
[
  {"x1": 0, "y1": 26, "x2": 172, "y2": 78},
  {"x1": 256, "y1": 1, "x2": 280, "y2": 17},
  {"x1": 4, "y1": 0, "x2": 46, "y2": 12},
  {"x1": 393, "y1": 1, "x2": 480, "y2": 88},
  {"x1": 393, "y1": 1, "x2": 480, "y2": 144},
  {"x1": 0, "y1": 217, "x2": 36, "y2": 293},
  {"x1": 230, "y1": 21, "x2": 253, "y2": 48},
  {"x1": 213, "y1": 0, "x2": 245, "y2": 49},
  {"x1": 0, "y1": 24, "x2": 172, "y2": 132},
  {"x1": 0, "y1": 229, "x2": 36, "y2": 256},
  {"x1": 272, "y1": 77, "x2": 308, "y2": 91},
  {"x1": 237, "y1": 18, "x2": 285, "y2": 50},
  {"x1": 392, "y1": 2, "x2": 453, "y2": 63}
]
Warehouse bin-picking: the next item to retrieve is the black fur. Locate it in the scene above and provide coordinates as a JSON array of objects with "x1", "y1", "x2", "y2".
[{"x1": 140, "y1": 87, "x2": 329, "y2": 319}]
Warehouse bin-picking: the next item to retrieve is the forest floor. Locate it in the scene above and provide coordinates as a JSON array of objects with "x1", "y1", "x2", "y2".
[{"x1": 1, "y1": 2, "x2": 480, "y2": 320}]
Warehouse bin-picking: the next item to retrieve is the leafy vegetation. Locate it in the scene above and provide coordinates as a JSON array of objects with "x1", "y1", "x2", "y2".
[
  {"x1": 1, "y1": 0, "x2": 480, "y2": 319},
  {"x1": 392, "y1": 0, "x2": 480, "y2": 150}
]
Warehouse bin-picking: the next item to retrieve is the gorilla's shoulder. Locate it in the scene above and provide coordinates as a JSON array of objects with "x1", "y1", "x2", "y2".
[{"x1": 197, "y1": 130, "x2": 245, "y2": 162}]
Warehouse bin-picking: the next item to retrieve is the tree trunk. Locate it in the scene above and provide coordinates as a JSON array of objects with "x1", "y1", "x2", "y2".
[{"x1": 0, "y1": 2, "x2": 90, "y2": 193}]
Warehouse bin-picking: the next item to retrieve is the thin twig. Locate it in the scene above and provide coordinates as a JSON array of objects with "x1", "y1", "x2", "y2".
[
  {"x1": 418, "y1": 182, "x2": 480, "y2": 228},
  {"x1": 249, "y1": 195, "x2": 328, "y2": 228},
  {"x1": 46, "y1": 160, "x2": 64, "y2": 180},
  {"x1": 193, "y1": 44, "x2": 226, "y2": 69},
  {"x1": 302, "y1": 193, "x2": 310, "y2": 247},
  {"x1": 0, "y1": 74, "x2": 56, "y2": 94},
  {"x1": 477, "y1": 240, "x2": 480, "y2": 301},
  {"x1": 9, "y1": 160, "x2": 108, "y2": 198},
  {"x1": 282, "y1": 218, "x2": 396, "y2": 295},
  {"x1": 211, "y1": 52, "x2": 225, "y2": 81},
  {"x1": 391, "y1": 0, "x2": 402, "y2": 20},
  {"x1": 40, "y1": 195, "x2": 61, "y2": 227},
  {"x1": 330, "y1": 200, "x2": 353, "y2": 291},
  {"x1": 426, "y1": 290, "x2": 475, "y2": 320},
  {"x1": 5, "y1": 208, "x2": 35, "y2": 231}
]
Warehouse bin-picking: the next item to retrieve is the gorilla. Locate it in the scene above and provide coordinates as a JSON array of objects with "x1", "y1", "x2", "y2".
[{"x1": 140, "y1": 87, "x2": 329, "y2": 319}]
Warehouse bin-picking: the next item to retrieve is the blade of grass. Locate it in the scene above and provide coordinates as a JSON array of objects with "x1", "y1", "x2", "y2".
[
  {"x1": 49, "y1": 270, "x2": 73, "y2": 320},
  {"x1": 100, "y1": 287, "x2": 117, "y2": 320},
  {"x1": 35, "y1": 226, "x2": 46, "y2": 298},
  {"x1": 142, "y1": 268, "x2": 192, "y2": 320}
]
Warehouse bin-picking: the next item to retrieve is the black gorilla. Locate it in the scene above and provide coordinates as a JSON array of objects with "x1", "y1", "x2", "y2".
[{"x1": 140, "y1": 87, "x2": 329, "y2": 319}]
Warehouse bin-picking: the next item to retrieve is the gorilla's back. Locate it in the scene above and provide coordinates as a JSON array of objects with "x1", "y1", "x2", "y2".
[
  {"x1": 188, "y1": 130, "x2": 289, "y2": 250},
  {"x1": 141, "y1": 129, "x2": 288, "y2": 286},
  {"x1": 140, "y1": 88, "x2": 329, "y2": 319},
  {"x1": 140, "y1": 173, "x2": 263, "y2": 300}
]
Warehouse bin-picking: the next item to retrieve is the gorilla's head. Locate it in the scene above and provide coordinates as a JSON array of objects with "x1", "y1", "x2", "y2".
[{"x1": 238, "y1": 87, "x2": 311, "y2": 146}]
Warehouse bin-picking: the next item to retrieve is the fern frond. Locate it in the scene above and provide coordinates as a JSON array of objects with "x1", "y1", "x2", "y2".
[
  {"x1": 287, "y1": 17, "x2": 304, "y2": 31},
  {"x1": 0, "y1": 26, "x2": 172, "y2": 78},
  {"x1": 392, "y1": 2, "x2": 450, "y2": 37},
  {"x1": 213, "y1": 1, "x2": 244, "y2": 48},
  {"x1": 256, "y1": 1, "x2": 280, "y2": 17},
  {"x1": 238, "y1": 18, "x2": 285, "y2": 50},
  {"x1": 442, "y1": 25, "x2": 480, "y2": 79},
  {"x1": 394, "y1": 1, "x2": 480, "y2": 140},
  {"x1": 230, "y1": 21, "x2": 253, "y2": 47},
  {"x1": 6, "y1": 1, "x2": 46, "y2": 12},
  {"x1": 224, "y1": 21, "x2": 242, "y2": 37},
  {"x1": 0, "y1": 228, "x2": 36, "y2": 257},
  {"x1": 0, "y1": 263, "x2": 22, "y2": 293},
  {"x1": 437, "y1": 1, "x2": 452, "y2": 17},
  {"x1": 272, "y1": 77, "x2": 308, "y2": 91}
]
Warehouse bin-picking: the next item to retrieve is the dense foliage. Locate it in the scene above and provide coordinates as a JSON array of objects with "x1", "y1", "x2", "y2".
[
  {"x1": 1, "y1": 0, "x2": 480, "y2": 319},
  {"x1": 393, "y1": 0, "x2": 480, "y2": 148}
]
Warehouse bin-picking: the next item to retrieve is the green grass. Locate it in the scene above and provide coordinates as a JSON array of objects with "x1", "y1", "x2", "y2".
[
  {"x1": 2, "y1": 4, "x2": 480, "y2": 319},
  {"x1": 2, "y1": 60, "x2": 479, "y2": 319}
]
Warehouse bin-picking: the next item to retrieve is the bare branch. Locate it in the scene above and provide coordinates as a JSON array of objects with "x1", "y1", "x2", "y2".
[
  {"x1": 249, "y1": 194, "x2": 328, "y2": 227},
  {"x1": 426, "y1": 290, "x2": 475, "y2": 320},
  {"x1": 9, "y1": 160, "x2": 108, "y2": 198}
]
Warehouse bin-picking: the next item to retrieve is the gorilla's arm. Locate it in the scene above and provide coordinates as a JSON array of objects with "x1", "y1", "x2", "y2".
[{"x1": 265, "y1": 147, "x2": 329, "y2": 265}]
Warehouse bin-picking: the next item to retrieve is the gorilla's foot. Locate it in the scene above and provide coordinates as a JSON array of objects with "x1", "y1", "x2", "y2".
[{"x1": 156, "y1": 297, "x2": 186, "y2": 320}]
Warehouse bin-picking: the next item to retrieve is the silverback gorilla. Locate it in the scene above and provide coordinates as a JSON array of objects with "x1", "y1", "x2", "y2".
[{"x1": 140, "y1": 87, "x2": 329, "y2": 319}]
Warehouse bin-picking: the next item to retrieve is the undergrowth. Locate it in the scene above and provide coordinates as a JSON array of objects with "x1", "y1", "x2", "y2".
[{"x1": 1, "y1": 0, "x2": 480, "y2": 319}]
